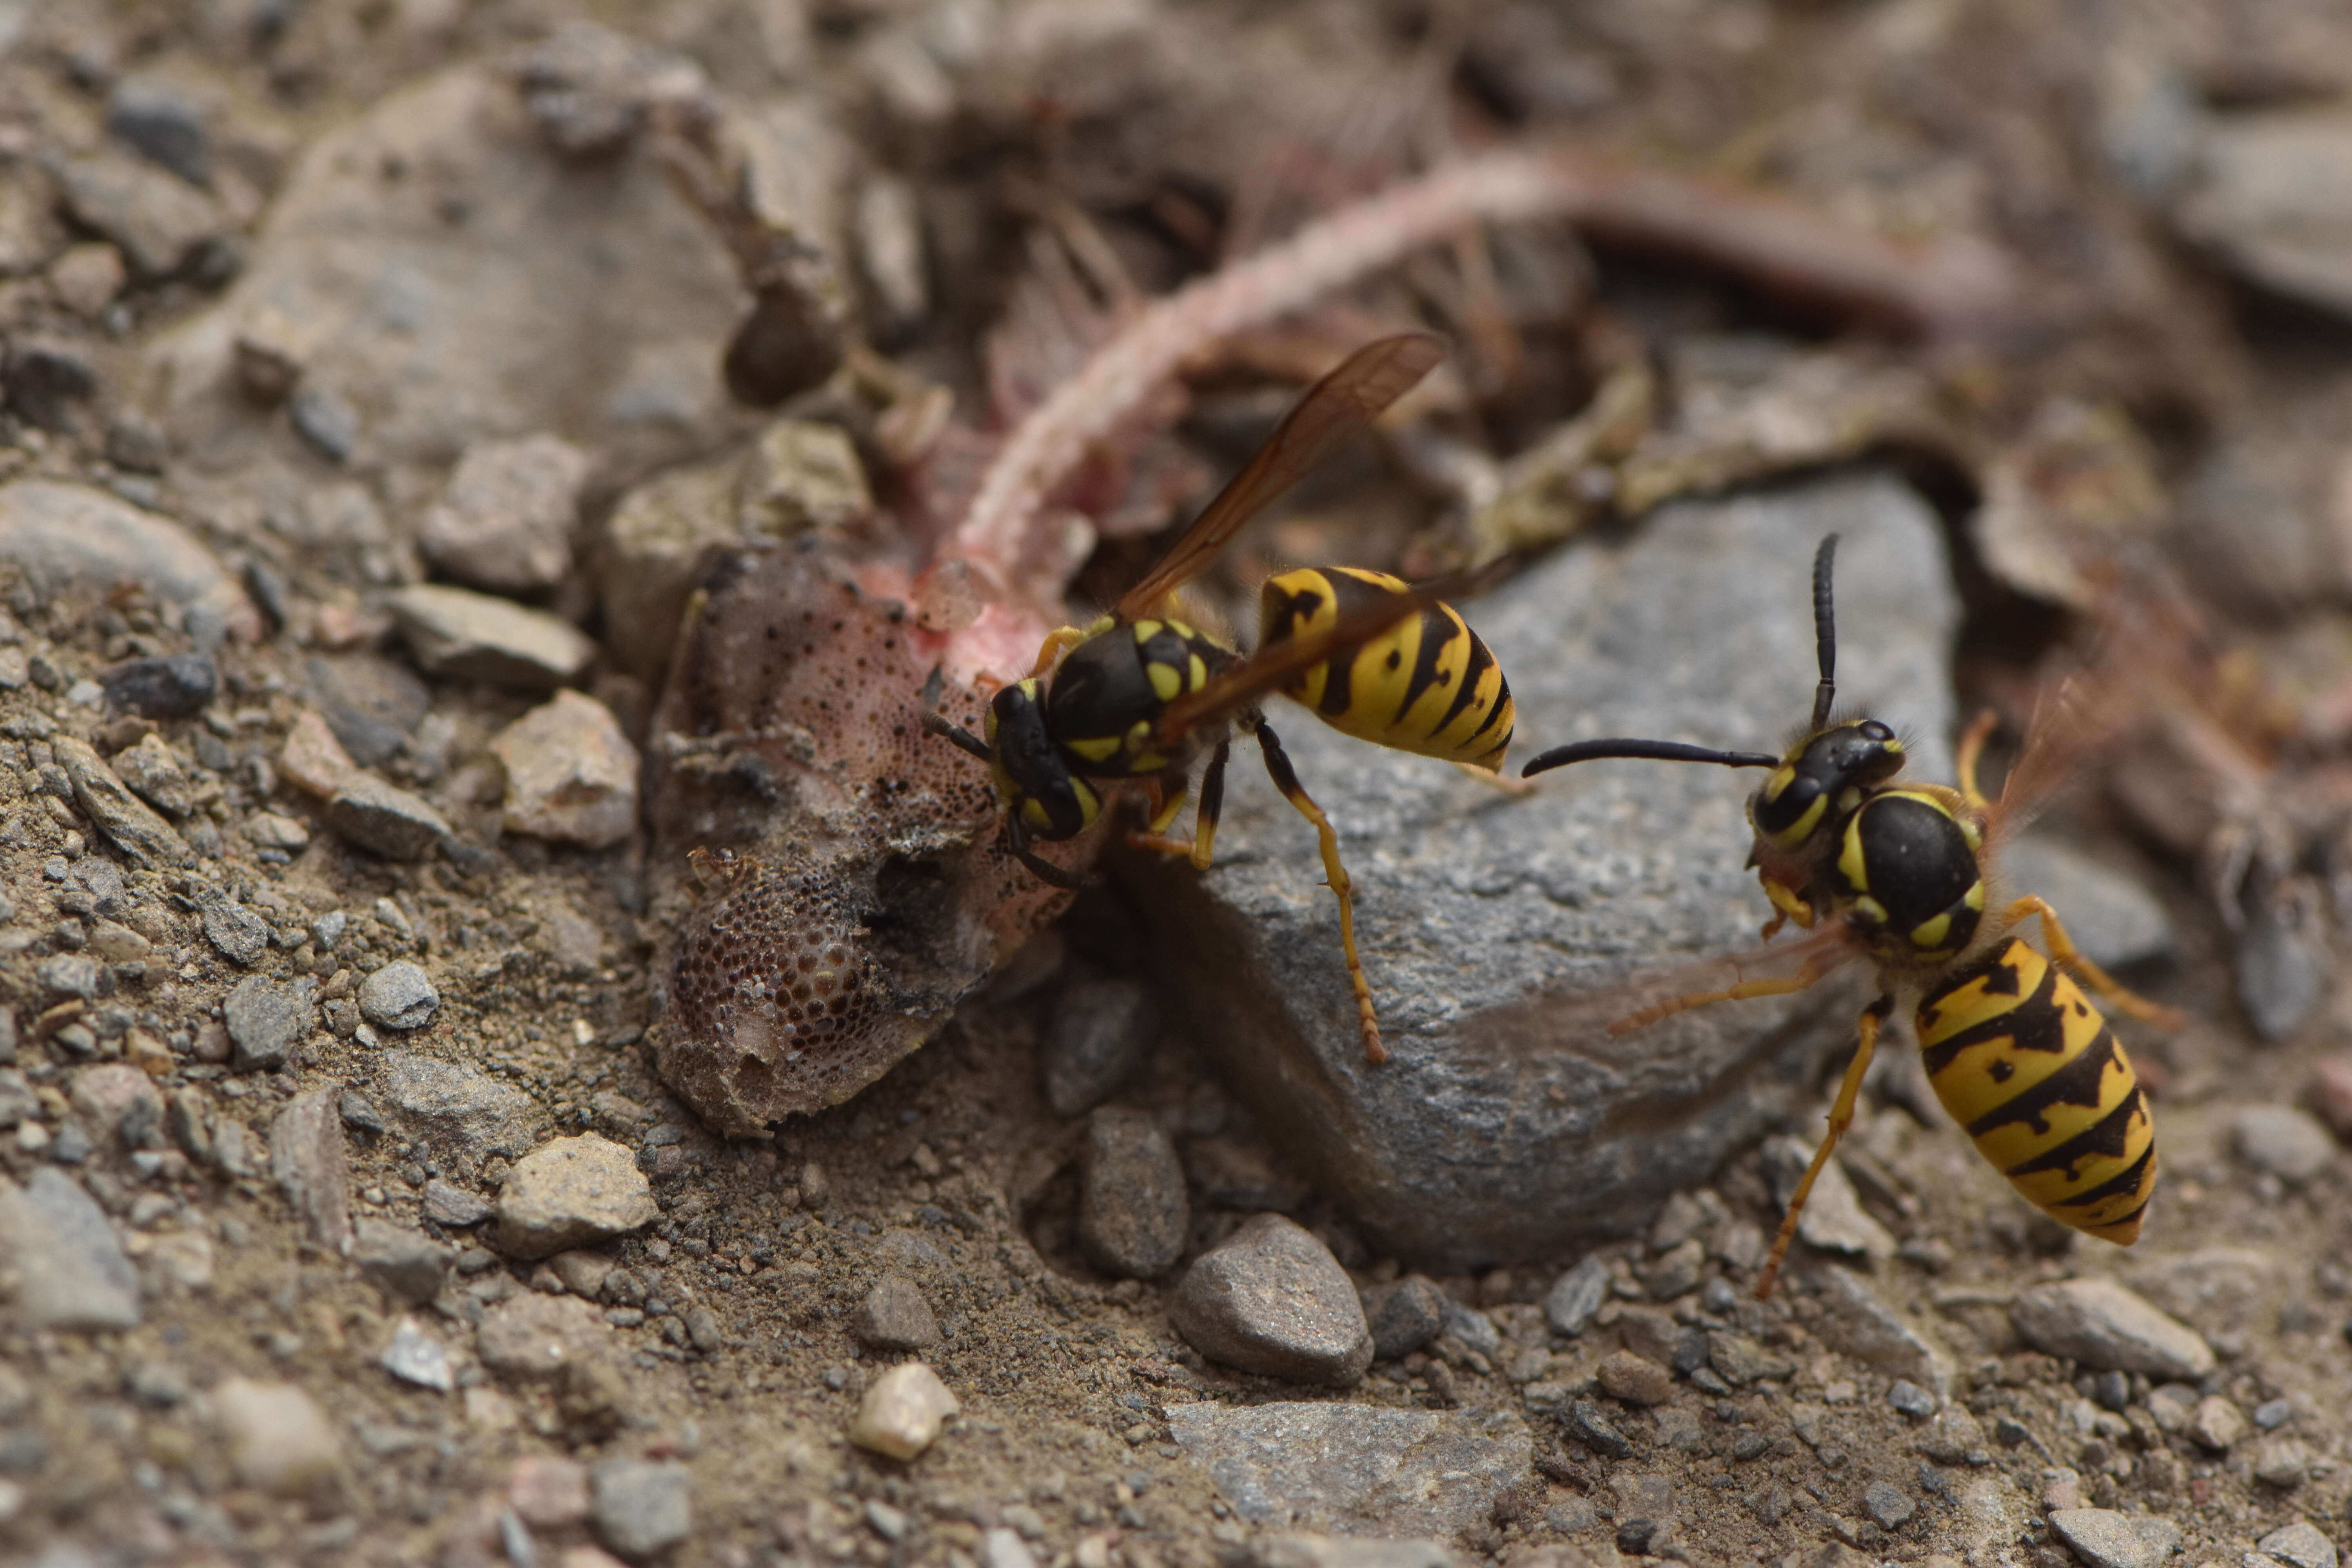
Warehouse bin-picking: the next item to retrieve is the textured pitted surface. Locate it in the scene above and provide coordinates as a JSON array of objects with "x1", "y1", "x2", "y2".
[{"x1": 1126, "y1": 472, "x2": 1959, "y2": 1267}]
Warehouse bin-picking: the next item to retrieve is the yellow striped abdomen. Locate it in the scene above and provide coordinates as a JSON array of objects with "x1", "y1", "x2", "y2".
[
  {"x1": 1916, "y1": 938, "x2": 2156, "y2": 1243},
  {"x1": 1259, "y1": 567, "x2": 1515, "y2": 769}
]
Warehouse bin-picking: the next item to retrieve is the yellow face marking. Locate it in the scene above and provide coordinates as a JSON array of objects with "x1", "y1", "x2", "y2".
[
  {"x1": 1189, "y1": 653, "x2": 1208, "y2": 691},
  {"x1": 1147, "y1": 660, "x2": 1183, "y2": 702},
  {"x1": 1070, "y1": 779, "x2": 1100, "y2": 826},
  {"x1": 1066, "y1": 735, "x2": 1122, "y2": 763},
  {"x1": 1838, "y1": 817, "x2": 1870, "y2": 893},
  {"x1": 1961, "y1": 817, "x2": 1984, "y2": 851},
  {"x1": 1022, "y1": 799, "x2": 1052, "y2": 829},
  {"x1": 1910, "y1": 913, "x2": 1953, "y2": 950},
  {"x1": 1133, "y1": 619, "x2": 1163, "y2": 642},
  {"x1": 1852, "y1": 895, "x2": 1888, "y2": 926},
  {"x1": 1964, "y1": 881, "x2": 1985, "y2": 911},
  {"x1": 1767, "y1": 791, "x2": 1828, "y2": 851}
]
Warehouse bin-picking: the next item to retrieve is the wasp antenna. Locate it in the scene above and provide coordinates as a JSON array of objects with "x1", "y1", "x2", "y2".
[
  {"x1": 1521, "y1": 738, "x2": 1782, "y2": 779},
  {"x1": 1809, "y1": 534, "x2": 1839, "y2": 733},
  {"x1": 923, "y1": 710, "x2": 995, "y2": 762}
]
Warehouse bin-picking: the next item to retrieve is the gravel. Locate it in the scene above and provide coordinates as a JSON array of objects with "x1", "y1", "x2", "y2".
[
  {"x1": 269, "y1": 1088, "x2": 353, "y2": 1255},
  {"x1": 1166, "y1": 1402, "x2": 1530, "y2": 1536},
  {"x1": 590, "y1": 1457, "x2": 693, "y2": 1561},
  {"x1": 200, "y1": 895, "x2": 270, "y2": 966},
  {"x1": 1544, "y1": 1255, "x2": 1611, "y2": 1336},
  {"x1": 1076, "y1": 1106, "x2": 1187, "y2": 1279},
  {"x1": 1808, "y1": 1265, "x2": 1951, "y2": 1395},
  {"x1": 353, "y1": 1216, "x2": 452, "y2": 1305},
  {"x1": 417, "y1": 433, "x2": 591, "y2": 593},
  {"x1": 54, "y1": 735, "x2": 189, "y2": 867},
  {"x1": 495, "y1": 1132, "x2": 658, "y2": 1258},
  {"x1": 377, "y1": 1050, "x2": 537, "y2": 1156},
  {"x1": 488, "y1": 690, "x2": 640, "y2": 848},
  {"x1": 2010, "y1": 1278, "x2": 2216, "y2": 1379},
  {"x1": 357, "y1": 960, "x2": 439, "y2": 1031},
  {"x1": 1168, "y1": 1213, "x2": 1373, "y2": 1387}
]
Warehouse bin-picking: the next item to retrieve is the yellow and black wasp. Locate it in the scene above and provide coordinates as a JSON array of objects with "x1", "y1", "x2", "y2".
[
  {"x1": 1522, "y1": 535, "x2": 2175, "y2": 1297},
  {"x1": 927, "y1": 334, "x2": 1516, "y2": 1063}
]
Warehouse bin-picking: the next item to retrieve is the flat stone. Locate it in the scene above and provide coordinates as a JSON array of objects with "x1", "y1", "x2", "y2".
[
  {"x1": 278, "y1": 709, "x2": 358, "y2": 797},
  {"x1": 1243, "y1": 1539, "x2": 1467, "y2": 1568},
  {"x1": 855, "y1": 1271, "x2": 940, "y2": 1350},
  {"x1": 327, "y1": 773, "x2": 451, "y2": 861},
  {"x1": 201, "y1": 896, "x2": 269, "y2": 965},
  {"x1": 1125, "y1": 475, "x2": 1956, "y2": 1265},
  {"x1": 305, "y1": 655, "x2": 427, "y2": 769},
  {"x1": 106, "y1": 74, "x2": 212, "y2": 185},
  {"x1": 1708, "y1": 1332, "x2": 1794, "y2": 1385},
  {"x1": 489, "y1": 690, "x2": 639, "y2": 848},
  {"x1": 36, "y1": 953, "x2": 103, "y2": 1001},
  {"x1": 113, "y1": 732, "x2": 192, "y2": 817},
  {"x1": 2176, "y1": 108, "x2": 2352, "y2": 319},
  {"x1": 291, "y1": 383, "x2": 362, "y2": 463},
  {"x1": 2232, "y1": 1105, "x2": 2334, "y2": 1183},
  {"x1": 381, "y1": 1316, "x2": 456, "y2": 1392},
  {"x1": 357, "y1": 960, "x2": 439, "y2": 1031},
  {"x1": 388, "y1": 584, "x2": 595, "y2": 691},
  {"x1": 270, "y1": 1089, "x2": 353, "y2": 1256},
  {"x1": 0, "y1": 1168, "x2": 140, "y2": 1330},
  {"x1": 99, "y1": 653, "x2": 216, "y2": 721},
  {"x1": 54, "y1": 735, "x2": 189, "y2": 867},
  {"x1": 419, "y1": 434, "x2": 592, "y2": 593},
  {"x1": 591, "y1": 1457, "x2": 693, "y2": 1561},
  {"x1": 1042, "y1": 973, "x2": 1154, "y2": 1117},
  {"x1": 477, "y1": 1292, "x2": 611, "y2": 1381},
  {"x1": 1169, "y1": 1213, "x2": 1373, "y2": 1387},
  {"x1": 509, "y1": 1454, "x2": 591, "y2": 1529},
  {"x1": 1807, "y1": 1266, "x2": 1951, "y2": 1396},
  {"x1": 0, "y1": 480, "x2": 254, "y2": 641},
  {"x1": 354, "y1": 1217, "x2": 451, "y2": 1304},
  {"x1": 1167, "y1": 1402, "x2": 1530, "y2": 1536},
  {"x1": 1861, "y1": 1480, "x2": 1914, "y2": 1530},
  {"x1": 424, "y1": 1178, "x2": 494, "y2": 1227},
  {"x1": 2011, "y1": 1278, "x2": 2214, "y2": 1379},
  {"x1": 1765, "y1": 1137, "x2": 1896, "y2": 1262},
  {"x1": 1598, "y1": 1348, "x2": 1672, "y2": 1405},
  {"x1": 378, "y1": 1051, "x2": 537, "y2": 1156},
  {"x1": 2047, "y1": 1508, "x2": 2180, "y2": 1568},
  {"x1": 2258, "y1": 1525, "x2": 2337, "y2": 1568},
  {"x1": 849, "y1": 1361, "x2": 960, "y2": 1459},
  {"x1": 54, "y1": 152, "x2": 223, "y2": 281},
  {"x1": 1077, "y1": 1106, "x2": 1188, "y2": 1279},
  {"x1": 1363, "y1": 1275, "x2": 1448, "y2": 1360},
  {"x1": 2001, "y1": 836, "x2": 2175, "y2": 971},
  {"x1": 212, "y1": 1377, "x2": 343, "y2": 1499},
  {"x1": 497, "y1": 1133, "x2": 658, "y2": 1258},
  {"x1": 225, "y1": 976, "x2": 315, "y2": 1074}
]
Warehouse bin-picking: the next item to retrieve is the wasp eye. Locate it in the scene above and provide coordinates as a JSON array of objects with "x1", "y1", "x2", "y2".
[{"x1": 1862, "y1": 720, "x2": 1893, "y2": 742}]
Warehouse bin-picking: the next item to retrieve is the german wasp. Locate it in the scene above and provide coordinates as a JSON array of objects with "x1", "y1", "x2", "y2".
[
  {"x1": 1523, "y1": 536, "x2": 2175, "y2": 1297},
  {"x1": 927, "y1": 334, "x2": 1515, "y2": 1063}
]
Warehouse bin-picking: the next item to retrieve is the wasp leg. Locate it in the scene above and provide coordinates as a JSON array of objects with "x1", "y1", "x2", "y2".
[
  {"x1": 1254, "y1": 720, "x2": 1383, "y2": 1064},
  {"x1": 2008, "y1": 895, "x2": 2184, "y2": 1026},
  {"x1": 1955, "y1": 708, "x2": 2000, "y2": 809},
  {"x1": 922, "y1": 711, "x2": 995, "y2": 762},
  {"x1": 1455, "y1": 760, "x2": 1541, "y2": 797},
  {"x1": 1610, "y1": 948, "x2": 1846, "y2": 1034},
  {"x1": 1029, "y1": 624, "x2": 1093, "y2": 678},
  {"x1": 1004, "y1": 813, "x2": 1094, "y2": 892},
  {"x1": 1190, "y1": 738, "x2": 1231, "y2": 871},
  {"x1": 1755, "y1": 994, "x2": 1895, "y2": 1301},
  {"x1": 1125, "y1": 777, "x2": 1196, "y2": 857}
]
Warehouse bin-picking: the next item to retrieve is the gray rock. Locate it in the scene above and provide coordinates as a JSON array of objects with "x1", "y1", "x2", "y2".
[
  {"x1": 2011, "y1": 1278, "x2": 2214, "y2": 1379},
  {"x1": 423, "y1": 1178, "x2": 493, "y2": 1227},
  {"x1": 1042, "y1": 973, "x2": 1154, "y2": 1117},
  {"x1": 387, "y1": 584, "x2": 594, "y2": 691},
  {"x1": 1363, "y1": 1275, "x2": 1448, "y2": 1360},
  {"x1": 1807, "y1": 1267, "x2": 1951, "y2": 1396},
  {"x1": 2002, "y1": 835, "x2": 2175, "y2": 970},
  {"x1": 1167, "y1": 1401, "x2": 1530, "y2": 1536},
  {"x1": 113, "y1": 733, "x2": 191, "y2": 817},
  {"x1": 2046, "y1": 1508, "x2": 2181, "y2": 1568},
  {"x1": 53, "y1": 152, "x2": 223, "y2": 281},
  {"x1": 2232, "y1": 1105, "x2": 2334, "y2": 1183},
  {"x1": 35, "y1": 954, "x2": 103, "y2": 1002},
  {"x1": 378, "y1": 1051, "x2": 537, "y2": 1156},
  {"x1": 53, "y1": 735, "x2": 189, "y2": 867},
  {"x1": 326, "y1": 774, "x2": 451, "y2": 861},
  {"x1": 212, "y1": 1377, "x2": 343, "y2": 1499},
  {"x1": 0, "y1": 1071, "x2": 38, "y2": 1128},
  {"x1": 1764, "y1": 1137, "x2": 1895, "y2": 1262},
  {"x1": 2259, "y1": 1524, "x2": 2337, "y2": 1568},
  {"x1": 105, "y1": 75, "x2": 211, "y2": 185},
  {"x1": 418, "y1": 434, "x2": 590, "y2": 593},
  {"x1": 477, "y1": 1292, "x2": 612, "y2": 1381},
  {"x1": 380, "y1": 1316, "x2": 456, "y2": 1392},
  {"x1": 1077, "y1": 1107, "x2": 1188, "y2": 1279},
  {"x1": 2232, "y1": 883, "x2": 2332, "y2": 1043},
  {"x1": 1707, "y1": 1332, "x2": 1793, "y2": 1385},
  {"x1": 4, "y1": 339, "x2": 98, "y2": 432},
  {"x1": 99, "y1": 653, "x2": 216, "y2": 720},
  {"x1": 488, "y1": 691, "x2": 640, "y2": 848},
  {"x1": 855, "y1": 1271, "x2": 940, "y2": 1351},
  {"x1": 353, "y1": 1217, "x2": 451, "y2": 1305},
  {"x1": 1888, "y1": 1379, "x2": 1936, "y2": 1417},
  {"x1": 2255, "y1": 1437, "x2": 2314, "y2": 1488},
  {"x1": 1169, "y1": 1213, "x2": 1372, "y2": 1386},
  {"x1": 201, "y1": 896, "x2": 269, "y2": 965},
  {"x1": 223, "y1": 976, "x2": 315, "y2": 1073},
  {"x1": 270, "y1": 1089, "x2": 353, "y2": 1256},
  {"x1": 290, "y1": 383, "x2": 361, "y2": 463},
  {"x1": 1243, "y1": 1538, "x2": 1467, "y2": 1568},
  {"x1": 1860, "y1": 1480, "x2": 1914, "y2": 1530},
  {"x1": 0, "y1": 1168, "x2": 140, "y2": 1330},
  {"x1": 305, "y1": 655, "x2": 428, "y2": 769},
  {"x1": 497, "y1": 1133, "x2": 658, "y2": 1258},
  {"x1": 1125, "y1": 475, "x2": 1956, "y2": 1265},
  {"x1": 357, "y1": 961, "x2": 439, "y2": 1031},
  {"x1": 591, "y1": 1457, "x2": 693, "y2": 1561},
  {"x1": 2176, "y1": 109, "x2": 2352, "y2": 319}
]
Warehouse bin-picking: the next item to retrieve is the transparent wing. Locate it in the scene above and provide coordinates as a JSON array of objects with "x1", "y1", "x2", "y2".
[
  {"x1": 1151, "y1": 564, "x2": 1503, "y2": 742},
  {"x1": 1112, "y1": 333, "x2": 1446, "y2": 622}
]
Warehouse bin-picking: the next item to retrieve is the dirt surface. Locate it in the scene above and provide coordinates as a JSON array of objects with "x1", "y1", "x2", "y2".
[{"x1": 8, "y1": 3, "x2": 2352, "y2": 1568}]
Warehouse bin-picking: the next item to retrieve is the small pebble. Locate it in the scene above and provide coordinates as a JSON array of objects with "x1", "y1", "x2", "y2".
[
  {"x1": 353, "y1": 1216, "x2": 451, "y2": 1305},
  {"x1": 212, "y1": 1377, "x2": 343, "y2": 1498},
  {"x1": 2254, "y1": 1437, "x2": 2314, "y2": 1488},
  {"x1": 2010, "y1": 1278, "x2": 2214, "y2": 1379},
  {"x1": 222, "y1": 976, "x2": 314, "y2": 1073},
  {"x1": 1860, "y1": 1480, "x2": 1913, "y2": 1530},
  {"x1": 203, "y1": 896, "x2": 269, "y2": 965},
  {"x1": 326, "y1": 774, "x2": 450, "y2": 861},
  {"x1": 1167, "y1": 1214, "x2": 1372, "y2": 1387},
  {"x1": 849, "y1": 1361, "x2": 959, "y2": 1460},
  {"x1": 2232, "y1": 1105, "x2": 2335, "y2": 1183},
  {"x1": 291, "y1": 383, "x2": 361, "y2": 463},
  {"x1": 1597, "y1": 1348, "x2": 1672, "y2": 1406},
  {"x1": 2046, "y1": 1509, "x2": 2181, "y2": 1568},
  {"x1": 1362, "y1": 1274, "x2": 1448, "y2": 1360},
  {"x1": 1544, "y1": 1255, "x2": 1609, "y2": 1337},
  {"x1": 380, "y1": 1317, "x2": 456, "y2": 1392},
  {"x1": 2258, "y1": 1523, "x2": 2339, "y2": 1568},
  {"x1": 1565, "y1": 1399, "x2": 1634, "y2": 1459},
  {"x1": 497, "y1": 1134, "x2": 659, "y2": 1258},
  {"x1": 2187, "y1": 1394, "x2": 2245, "y2": 1451},
  {"x1": 112, "y1": 733, "x2": 190, "y2": 817},
  {"x1": 357, "y1": 960, "x2": 439, "y2": 1031},
  {"x1": 2252, "y1": 1397, "x2": 2293, "y2": 1430},
  {"x1": 105, "y1": 74, "x2": 211, "y2": 185},
  {"x1": 589, "y1": 1457, "x2": 692, "y2": 1561},
  {"x1": 855, "y1": 1271, "x2": 940, "y2": 1351},
  {"x1": 389, "y1": 584, "x2": 595, "y2": 692},
  {"x1": 99, "y1": 653, "x2": 216, "y2": 720},
  {"x1": 489, "y1": 690, "x2": 639, "y2": 847},
  {"x1": 417, "y1": 434, "x2": 591, "y2": 593},
  {"x1": 1041, "y1": 974, "x2": 1152, "y2": 1117},
  {"x1": 1887, "y1": 1380, "x2": 1936, "y2": 1417},
  {"x1": 508, "y1": 1455, "x2": 590, "y2": 1530},
  {"x1": 1076, "y1": 1106, "x2": 1187, "y2": 1279}
]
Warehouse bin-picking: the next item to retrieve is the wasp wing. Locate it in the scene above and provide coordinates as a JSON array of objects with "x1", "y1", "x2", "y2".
[
  {"x1": 1592, "y1": 920, "x2": 1862, "y2": 1036},
  {"x1": 1111, "y1": 333, "x2": 1446, "y2": 623},
  {"x1": 1151, "y1": 564, "x2": 1503, "y2": 743}
]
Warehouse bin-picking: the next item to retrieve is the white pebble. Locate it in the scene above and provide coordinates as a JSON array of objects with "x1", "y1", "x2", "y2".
[{"x1": 848, "y1": 1362, "x2": 959, "y2": 1460}]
